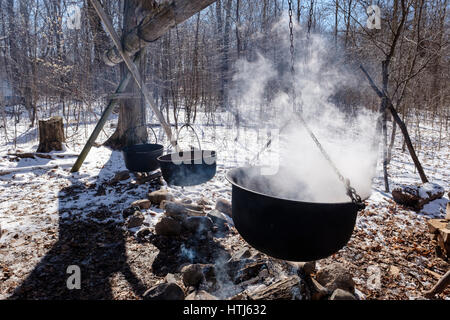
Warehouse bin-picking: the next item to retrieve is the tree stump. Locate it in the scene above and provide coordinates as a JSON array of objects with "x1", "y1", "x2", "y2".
[{"x1": 36, "y1": 116, "x2": 65, "y2": 153}]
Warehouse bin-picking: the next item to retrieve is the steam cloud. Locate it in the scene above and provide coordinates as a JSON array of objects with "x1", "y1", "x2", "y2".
[{"x1": 230, "y1": 16, "x2": 379, "y2": 203}]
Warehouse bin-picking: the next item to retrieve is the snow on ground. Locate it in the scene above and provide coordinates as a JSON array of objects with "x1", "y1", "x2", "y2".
[{"x1": 0, "y1": 105, "x2": 449, "y2": 299}]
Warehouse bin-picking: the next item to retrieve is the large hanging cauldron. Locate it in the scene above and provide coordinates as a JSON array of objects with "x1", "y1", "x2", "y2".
[
  {"x1": 158, "y1": 150, "x2": 217, "y2": 186},
  {"x1": 226, "y1": 166, "x2": 359, "y2": 262},
  {"x1": 157, "y1": 124, "x2": 217, "y2": 186},
  {"x1": 122, "y1": 126, "x2": 163, "y2": 172},
  {"x1": 122, "y1": 143, "x2": 164, "y2": 172}
]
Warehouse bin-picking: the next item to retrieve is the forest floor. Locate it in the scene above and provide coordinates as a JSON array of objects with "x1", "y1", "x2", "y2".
[{"x1": 0, "y1": 108, "x2": 449, "y2": 300}]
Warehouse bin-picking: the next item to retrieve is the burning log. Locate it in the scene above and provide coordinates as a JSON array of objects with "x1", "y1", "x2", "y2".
[
  {"x1": 247, "y1": 275, "x2": 301, "y2": 300},
  {"x1": 36, "y1": 116, "x2": 65, "y2": 153}
]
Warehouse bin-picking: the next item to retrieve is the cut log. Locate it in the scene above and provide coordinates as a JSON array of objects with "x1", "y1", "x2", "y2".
[
  {"x1": 446, "y1": 202, "x2": 450, "y2": 220},
  {"x1": 392, "y1": 183, "x2": 444, "y2": 211},
  {"x1": 36, "y1": 117, "x2": 65, "y2": 153},
  {"x1": 103, "y1": 0, "x2": 217, "y2": 66},
  {"x1": 427, "y1": 218, "x2": 450, "y2": 258}
]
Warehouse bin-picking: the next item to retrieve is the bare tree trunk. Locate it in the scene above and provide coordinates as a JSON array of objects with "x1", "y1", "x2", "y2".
[
  {"x1": 222, "y1": 0, "x2": 232, "y2": 110},
  {"x1": 387, "y1": 120, "x2": 397, "y2": 164},
  {"x1": 104, "y1": 0, "x2": 148, "y2": 149},
  {"x1": 235, "y1": 0, "x2": 242, "y2": 58}
]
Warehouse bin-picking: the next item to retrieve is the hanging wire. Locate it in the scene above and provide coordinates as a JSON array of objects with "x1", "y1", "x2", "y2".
[{"x1": 287, "y1": 0, "x2": 364, "y2": 208}]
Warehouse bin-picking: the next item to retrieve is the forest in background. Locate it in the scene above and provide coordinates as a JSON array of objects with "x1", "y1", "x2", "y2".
[{"x1": 0, "y1": 0, "x2": 448, "y2": 149}]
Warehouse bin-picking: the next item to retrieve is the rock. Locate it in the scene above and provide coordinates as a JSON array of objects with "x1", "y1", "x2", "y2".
[
  {"x1": 122, "y1": 206, "x2": 138, "y2": 219},
  {"x1": 288, "y1": 261, "x2": 316, "y2": 275},
  {"x1": 148, "y1": 189, "x2": 174, "y2": 205},
  {"x1": 300, "y1": 262, "x2": 316, "y2": 275},
  {"x1": 215, "y1": 198, "x2": 232, "y2": 217},
  {"x1": 201, "y1": 264, "x2": 217, "y2": 284},
  {"x1": 308, "y1": 277, "x2": 329, "y2": 300},
  {"x1": 183, "y1": 216, "x2": 213, "y2": 233},
  {"x1": 207, "y1": 210, "x2": 230, "y2": 232},
  {"x1": 136, "y1": 227, "x2": 152, "y2": 239},
  {"x1": 181, "y1": 264, "x2": 204, "y2": 287},
  {"x1": 330, "y1": 288, "x2": 356, "y2": 300},
  {"x1": 185, "y1": 290, "x2": 219, "y2": 300},
  {"x1": 163, "y1": 201, "x2": 188, "y2": 220},
  {"x1": 164, "y1": 273, "x2": 179, "y2": 284},
  {"x1": 316, "y1": 263, "x2": 355, "y2": 293},
  {"x1": 155, "y1": 216, "x2": 183, "y2": 236},
  {"x1": 110, "y1": 170, "x2": 130, "y2": 184},
  {"x1": 143, "y1": 283, "x2": 185, "y2": 300},
  {"x1": 131, "y1": 199, "x2": 152, "y2": 210},
  {"x1": 127, "y1": 212, "x2": 145, "y2": 229}
]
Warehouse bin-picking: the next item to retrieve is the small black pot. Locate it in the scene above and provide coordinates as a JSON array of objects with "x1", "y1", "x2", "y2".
[
  {"x1": 157, "y1": 150, "x2": 217, "y2": 186},
  {"x1": 226, "y1": 166, "x2": 359, "y2": 262},
  {"x1": 122, "y1": 143, "x2": 164, "y2": 172}
]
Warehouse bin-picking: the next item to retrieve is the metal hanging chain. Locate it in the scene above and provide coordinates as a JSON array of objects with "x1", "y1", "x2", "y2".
[
  {"x1": 288, "y1": 1, "x2": 299, "y2": 113},
  {"x1": 287, "y1": 0, "x2": 363, "y2": 208}
]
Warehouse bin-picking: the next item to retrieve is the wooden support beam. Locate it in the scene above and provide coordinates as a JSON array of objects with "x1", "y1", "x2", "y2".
[
  {"x1": 70, "y1": 50, "x2": 145, "y2": 173},
  {"x1": 90, "y1": 0, "x2": 178, "y2": 150},
  {"x1": 359, "y1": 65, "x2": 429, "y2": 184},
  {"x1": 103, "y1": 0, "x2": 217, "y2": 66}
]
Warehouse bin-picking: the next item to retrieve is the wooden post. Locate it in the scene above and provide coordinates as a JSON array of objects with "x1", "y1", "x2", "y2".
[
  {"x1": 70, "y1": 50, "x2": 145, "y2": 172},
  {"x1": 37, "y1": 116, "x2": 65, "y2": 153}
]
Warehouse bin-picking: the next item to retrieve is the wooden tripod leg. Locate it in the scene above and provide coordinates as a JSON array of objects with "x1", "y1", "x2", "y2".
[{"x1": 70, "y1": 50, "x2": 145, "y2": 173}]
